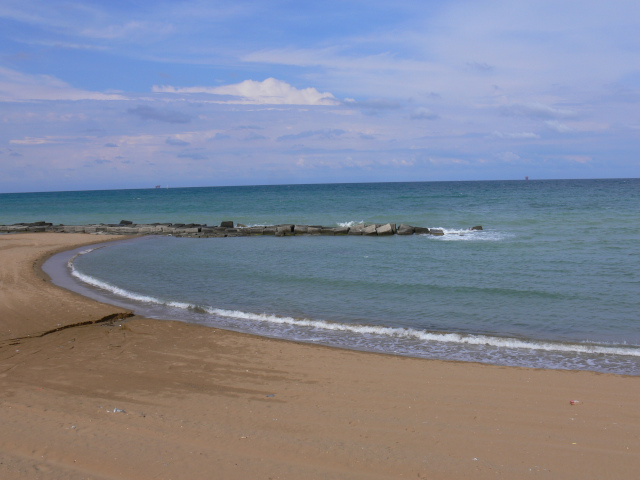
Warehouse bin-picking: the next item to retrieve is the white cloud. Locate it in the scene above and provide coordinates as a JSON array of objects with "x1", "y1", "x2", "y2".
[
  {"x1": 79, "y1": 21, "x2": 174, "y2": 40},
  {"x1": 153, "y1": 78, "x2": 339, "y2": 106},
  {"x1": 491, "y1": 131, "x2": 540, "y2": 139},
  {"x1": 497, "y1": 151, "x2": 521, "y2": 162},
  {"x1": 545, "y1": 120, "x2": 573, "y2": 133},
  {"x1": 242, "y1": 48, "x2": 430, "y2": 74},
  {"x1": 0, "y1": 67, "x2": 125, "y2": 102},
  {"x1": 391, "y1": 158, "x2": 415, "y2": 166},
  {"x1": 410, "y1": 107, "x2": 439, "y2": 120},
  {"x1": 428, "y1": 156, "x2": 469, "y2": 165},
  {"x1": 499, "y1": 102, "x2": 576, "y2": 119},
  {"x1": 565, "y1": 155, "x2": 592, "y2": 164},
  {"x1": 9, "y1": 136, "x2": 54, "y2": 145}
]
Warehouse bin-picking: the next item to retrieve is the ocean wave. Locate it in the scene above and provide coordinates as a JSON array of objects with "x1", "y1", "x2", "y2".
[
  {"x1": 337, "y1": 220, "x2": 365, "y2": 228},
  {"x1": 423, "y1": 228, "x2": 511, "y2": 242},
  {"x1": 69, "y1": 248, "x2": 160, "y2": 304},
  {"x1": 203, "y1": 307, "x2": 640, "y2": 357},
  {"x1": 67, "y1": 251, "x2": 639, "y2": 359}
]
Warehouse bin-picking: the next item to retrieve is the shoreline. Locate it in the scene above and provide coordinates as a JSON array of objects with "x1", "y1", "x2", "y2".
[
  {"x1": 0, "y1": 233, "x2": 638, "y2": 479},
  {"x1": 52, "y1": 234, "x2": 639, "y2": 376}
]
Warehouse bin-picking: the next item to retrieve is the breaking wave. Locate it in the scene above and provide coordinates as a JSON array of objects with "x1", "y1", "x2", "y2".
[{"x1": 68, "y1": 248, "x2": 639, "y2": 360}]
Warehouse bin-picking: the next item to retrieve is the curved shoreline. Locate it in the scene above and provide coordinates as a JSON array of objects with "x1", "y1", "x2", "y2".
[
  {"x1": 56, "y1": 234, "x2": 640, "y2": 376},
  {"x1": 1, "y1": 233, "x2": 639, "y2": 479},
  {"x1": 0, "y1": 233, "x2": 134, "y2": 341}
]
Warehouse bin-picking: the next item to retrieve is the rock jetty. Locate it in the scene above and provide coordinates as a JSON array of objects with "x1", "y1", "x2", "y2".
[{"x1": 0, "y1": 221, "x2": 482, "y2": 237}]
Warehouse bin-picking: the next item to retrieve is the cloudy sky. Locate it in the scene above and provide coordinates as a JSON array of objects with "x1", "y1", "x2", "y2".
[{"x1": 1, "y1": 0, "x2": 638, "y2": 192}]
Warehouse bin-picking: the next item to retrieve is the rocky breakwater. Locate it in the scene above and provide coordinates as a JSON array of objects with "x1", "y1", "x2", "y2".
[{"x1": 1, "y1": 221, "x2": 483, "y2": 237}]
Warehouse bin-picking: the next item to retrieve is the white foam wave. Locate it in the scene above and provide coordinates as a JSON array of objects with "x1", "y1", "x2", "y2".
[
  {"x1": 202, "y1": 308, "x2": 640, "y2": 357},
  {"x1": 70, "y1": 267, "x2": 161, "y2": 304},
  {"x1": 422, "y1": 228, "x2": 510, "y2": 242},
  {"x1": 68, "y1": 249, "x2": 638, "y2": 359},
  {"x1": 69, "y1": 247, "x2": 161, "y2": 304},
  {"x1": 337, "y1": 220, "x2": 364, "y2": 228}
]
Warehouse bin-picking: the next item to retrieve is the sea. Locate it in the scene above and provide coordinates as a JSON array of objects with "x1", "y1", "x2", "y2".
[{"x1": 2, "y1": 179, "x2": 639, "y2": 375}]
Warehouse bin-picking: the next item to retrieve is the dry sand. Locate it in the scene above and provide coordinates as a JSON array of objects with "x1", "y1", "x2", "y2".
[{"x1": 0, "y1": 233, "x2": 638, "y2": 479}]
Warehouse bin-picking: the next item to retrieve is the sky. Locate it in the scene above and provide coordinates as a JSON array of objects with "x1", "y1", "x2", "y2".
[{"x1": 0, "y1": 0, "x2": 638, "y2": 193}]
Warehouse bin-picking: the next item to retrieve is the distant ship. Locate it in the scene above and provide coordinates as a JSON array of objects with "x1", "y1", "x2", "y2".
[
  {"x1": 525, "y1": 176, "x2": 529, "y2": 180},
  {"x1": 155, "y1": 185, "x2": 161, "y2": 188}
]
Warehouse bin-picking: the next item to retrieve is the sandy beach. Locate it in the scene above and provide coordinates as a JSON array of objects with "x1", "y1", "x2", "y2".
[{"x1": 0, "y1": 233, "x2": 638, "y2": 479}]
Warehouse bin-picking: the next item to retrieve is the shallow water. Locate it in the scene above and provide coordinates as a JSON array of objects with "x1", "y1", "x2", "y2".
[{"x1": 35, "y1": 179, "x2": 640, "y2": 374}]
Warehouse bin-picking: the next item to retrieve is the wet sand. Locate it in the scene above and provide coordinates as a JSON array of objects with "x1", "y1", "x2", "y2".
[{"x1": 0, "y1": 233, "x2": 638, "y2": 479}]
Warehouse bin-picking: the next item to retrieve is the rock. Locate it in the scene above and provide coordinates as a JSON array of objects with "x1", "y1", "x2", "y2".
[
  {"x1": 200, "y1": 227, "x2": 225, "y2": 237},
  {"x1": 220, "y1": 221, "x2": 234, "y2": 228},
  {"x1": 222, "y1": 228, "x2": 247, "y2": 237},
  {"x1": 276, "y1": 226, "x2": 292, "y2": 236},
  {"x1": 376, "y1": 223, "x2": 395, "y2": 236},
  {"x1": 397, "y1": 224, "x2": 415, "y2": 235},
  {"x1": 0, "y1": 220, "x2": 483, "y2": 240},
  {"x1": 363, "y1": 224, "x2": 378, "y2": 236},
  {"x1": 348, "y1": 224, "x2": 365, "y2": 235},
  {"x1": 277, "y1": 225, "x2": 295, "y2": 236}
]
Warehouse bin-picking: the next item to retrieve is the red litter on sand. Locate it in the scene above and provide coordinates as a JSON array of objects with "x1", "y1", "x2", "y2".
[{"x1": 570, "y1": 400, "x2": 580, "y2": 405}]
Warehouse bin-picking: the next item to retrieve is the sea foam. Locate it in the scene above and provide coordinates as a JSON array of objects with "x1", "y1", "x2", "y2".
[{"x1": 68, "y1": 249, "x2": 640, "y2": 359}]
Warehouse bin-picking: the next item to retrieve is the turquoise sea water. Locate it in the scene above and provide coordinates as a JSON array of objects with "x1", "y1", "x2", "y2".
[{"x1": 6, "y1": 179, "x2": 639, "y2": 374}]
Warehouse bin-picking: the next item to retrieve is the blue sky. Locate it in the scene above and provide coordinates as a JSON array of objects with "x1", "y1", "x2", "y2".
[{"x1": 0, "y1": 0, "x2": 638, "y2": 192}]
